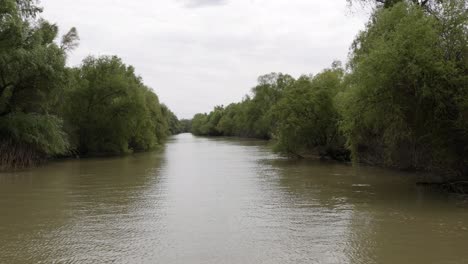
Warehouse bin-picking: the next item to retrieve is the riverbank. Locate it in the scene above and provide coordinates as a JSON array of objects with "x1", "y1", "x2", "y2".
[{"x1": 0, "y1": 139, "x2": 172, "y2": 172}]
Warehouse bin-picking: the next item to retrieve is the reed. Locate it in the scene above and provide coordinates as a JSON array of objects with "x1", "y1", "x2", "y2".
[{"x1": 0, "y1": 140, "x2": 46, "y2": 171}]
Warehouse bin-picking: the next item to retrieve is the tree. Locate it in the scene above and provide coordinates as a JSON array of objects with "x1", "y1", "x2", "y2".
[
  {"x1": 64, "y1": 56, "x2": 169, "y2": 155},
  {"x1": 0, "y1": 0, "x2": 76, "y2": 168},
  {"x1": 179, "y1": 119, "x2": 192, "y2": 133},
  {"x1": 245, "y1": 73, "x2": 295, "y2": 139},
  {"x1": 273, "y1": 65, "x2": 348, "y2": 160},
  {"x1": 216, "y1": 103, "x2": 244, "y2": 136},
  {"x1": 60, "y1": 27, "x2": 79, "y2": 52},
  {"x1": 161, "y1": 104, "x2": 181, "y2": 135},
  {"x1": 339, "y1": 1, "x2": 467, "y2": 176},
  {"x1": 191, "y1": 113, "x2": 209, "y2": 136},
  {"x1": 0, "y1": 0, "x2": 180, "y2": 169}
]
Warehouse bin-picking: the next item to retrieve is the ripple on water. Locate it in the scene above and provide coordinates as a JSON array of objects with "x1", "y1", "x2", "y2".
[{"x1": 0, "y1": 134, "x2": 467, "y2": 264}]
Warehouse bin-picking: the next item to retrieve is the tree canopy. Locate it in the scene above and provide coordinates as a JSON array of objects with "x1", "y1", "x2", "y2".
[
  {"x1": 340, "y1": 0, "x2": 467, "y2": 174},
  {"x1": 64, "y1": 56, "x2": 172, "y2": 154},
  {"x1": 0, "y1": 0, "x2": 181, "y2": 169}
]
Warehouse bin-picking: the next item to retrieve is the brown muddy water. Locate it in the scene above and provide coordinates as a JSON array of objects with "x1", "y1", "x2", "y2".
[{"x1": 1, "y1": 133, "x2": 467, "y2": 264}]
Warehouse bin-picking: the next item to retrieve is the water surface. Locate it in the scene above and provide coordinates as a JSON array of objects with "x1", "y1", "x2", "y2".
[{"x1": 1, "y1": 133, "x2": 467, "y2": 263}]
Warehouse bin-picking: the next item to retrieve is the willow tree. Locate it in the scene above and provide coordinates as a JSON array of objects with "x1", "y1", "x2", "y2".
[
  {"x1": 216, "y1": 102, "x2": 249, "y2": 136},
  {"x1": 273, "y1": 64, "x2": 348, "y2": 160},
  {"x1": 64, "y1": 56, "x2": 170, "y2": 155},
  {"x1": 161, "y1": 104, "x2": 182, "y2": 135},
  {"x1": 339, "y1": 0, "x2": 467, "y2": 176},
  {"x1": 190, "y1": 73, "x2": 297, "y2": 138},
  {"x1": 0, "y1": 0, "x2": 78, "y2": 169},
  {"x1": 191, "y1": 113, "x2": 209, "y2": 136},
  {"x1": 244, "y1": 73, "x2": 295, "y2": 139}
]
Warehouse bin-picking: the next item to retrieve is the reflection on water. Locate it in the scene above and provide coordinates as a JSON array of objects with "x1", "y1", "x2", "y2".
[{"x1": 0, "y1": 133, "x2": 467, "y2": 263}]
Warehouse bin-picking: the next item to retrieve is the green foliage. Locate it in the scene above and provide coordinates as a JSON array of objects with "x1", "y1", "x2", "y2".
[
  {"x1": 191, "y1": 73, "x2": 295, "y2": 139},
  {"x1": 64, "y1": 56, "x2": 172, "y2": 155},
  {"x1": 192, "y1": 112, "x2": 215, "y2": 136},
  {"x1": 1, "y1": 0, "x2": 466, "y2": 181},
  {"x1": 273, "y1": 65, "x2": 348, "y2": 160},
  {"x1": 161, "y1": 104, "x2": 182, "y2": 135},
  {"x1": 191, "y1": 113, "x2": 207, "y2": 135},
  {"x1": 339, "y1": 1, "x2": 467, "y2": 175},
  {"x1": 0, "y1": 0, "x2": 71, "y2": 168},
  {"x1": 0, "y1": 113, "x2": 68, "y2": 155},
  {"x1": 191, "y1": 0, "x2": 467, "y2": 179},
  {"x1": 0, "y1": 18, "x2": 67, "y2": 116},
  {"x1": 60, "y1": 27, "x2": 79, "y2": 52},
  {"x1": 179, "y1": 119, "x2": 192, "y2": 133},
  {"x1": 191, "y1": 69, "x2": 349, "y2": 160},
  {"x1": 129, "y1": 87, "x2": 166, "y2": 151},
  {"x1": 0, "y1": 0, "x2": 180, "y2": 169},
  {"x1": 216, "y1": 102, "x2": 249, "y2": 136},
  {"x1": 246, "y1": 73, "x2": 295, "y2": 139}
]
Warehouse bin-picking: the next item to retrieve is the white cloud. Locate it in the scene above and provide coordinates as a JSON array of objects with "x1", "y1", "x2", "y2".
[{"x1": 41, "y1": 0, "x2": 368, "y2": 118}]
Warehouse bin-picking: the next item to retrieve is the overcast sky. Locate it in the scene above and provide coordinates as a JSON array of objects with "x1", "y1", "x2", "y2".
[{"x1": 41, "y1": 0, "x2": 368, "y2": 119}]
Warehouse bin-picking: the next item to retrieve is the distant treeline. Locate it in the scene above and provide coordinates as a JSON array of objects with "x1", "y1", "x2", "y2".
[
  {"x1": 0, "y1": 0, "x2": 184, "y2": 169},
  {"x1": 191, "y1": 0, "x2": 468, "y2": 179}
]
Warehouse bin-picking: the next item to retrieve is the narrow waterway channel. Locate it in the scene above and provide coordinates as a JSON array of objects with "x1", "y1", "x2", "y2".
[{"x1": 0, "y1": 133, "x2": 467, "y2": 263}]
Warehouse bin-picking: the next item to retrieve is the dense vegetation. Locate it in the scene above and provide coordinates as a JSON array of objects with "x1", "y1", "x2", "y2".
[
  {"x1": 0, "y1": 0, "x2": 182, "y2": 169},
  {"x1": 192, "y1": 0, "x2": 467, "y2": 179}
]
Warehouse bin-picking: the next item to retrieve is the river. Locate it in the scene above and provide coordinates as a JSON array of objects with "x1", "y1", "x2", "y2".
[{"x1": 0, "y1": 133, "x2": 467, "y2": 263}]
